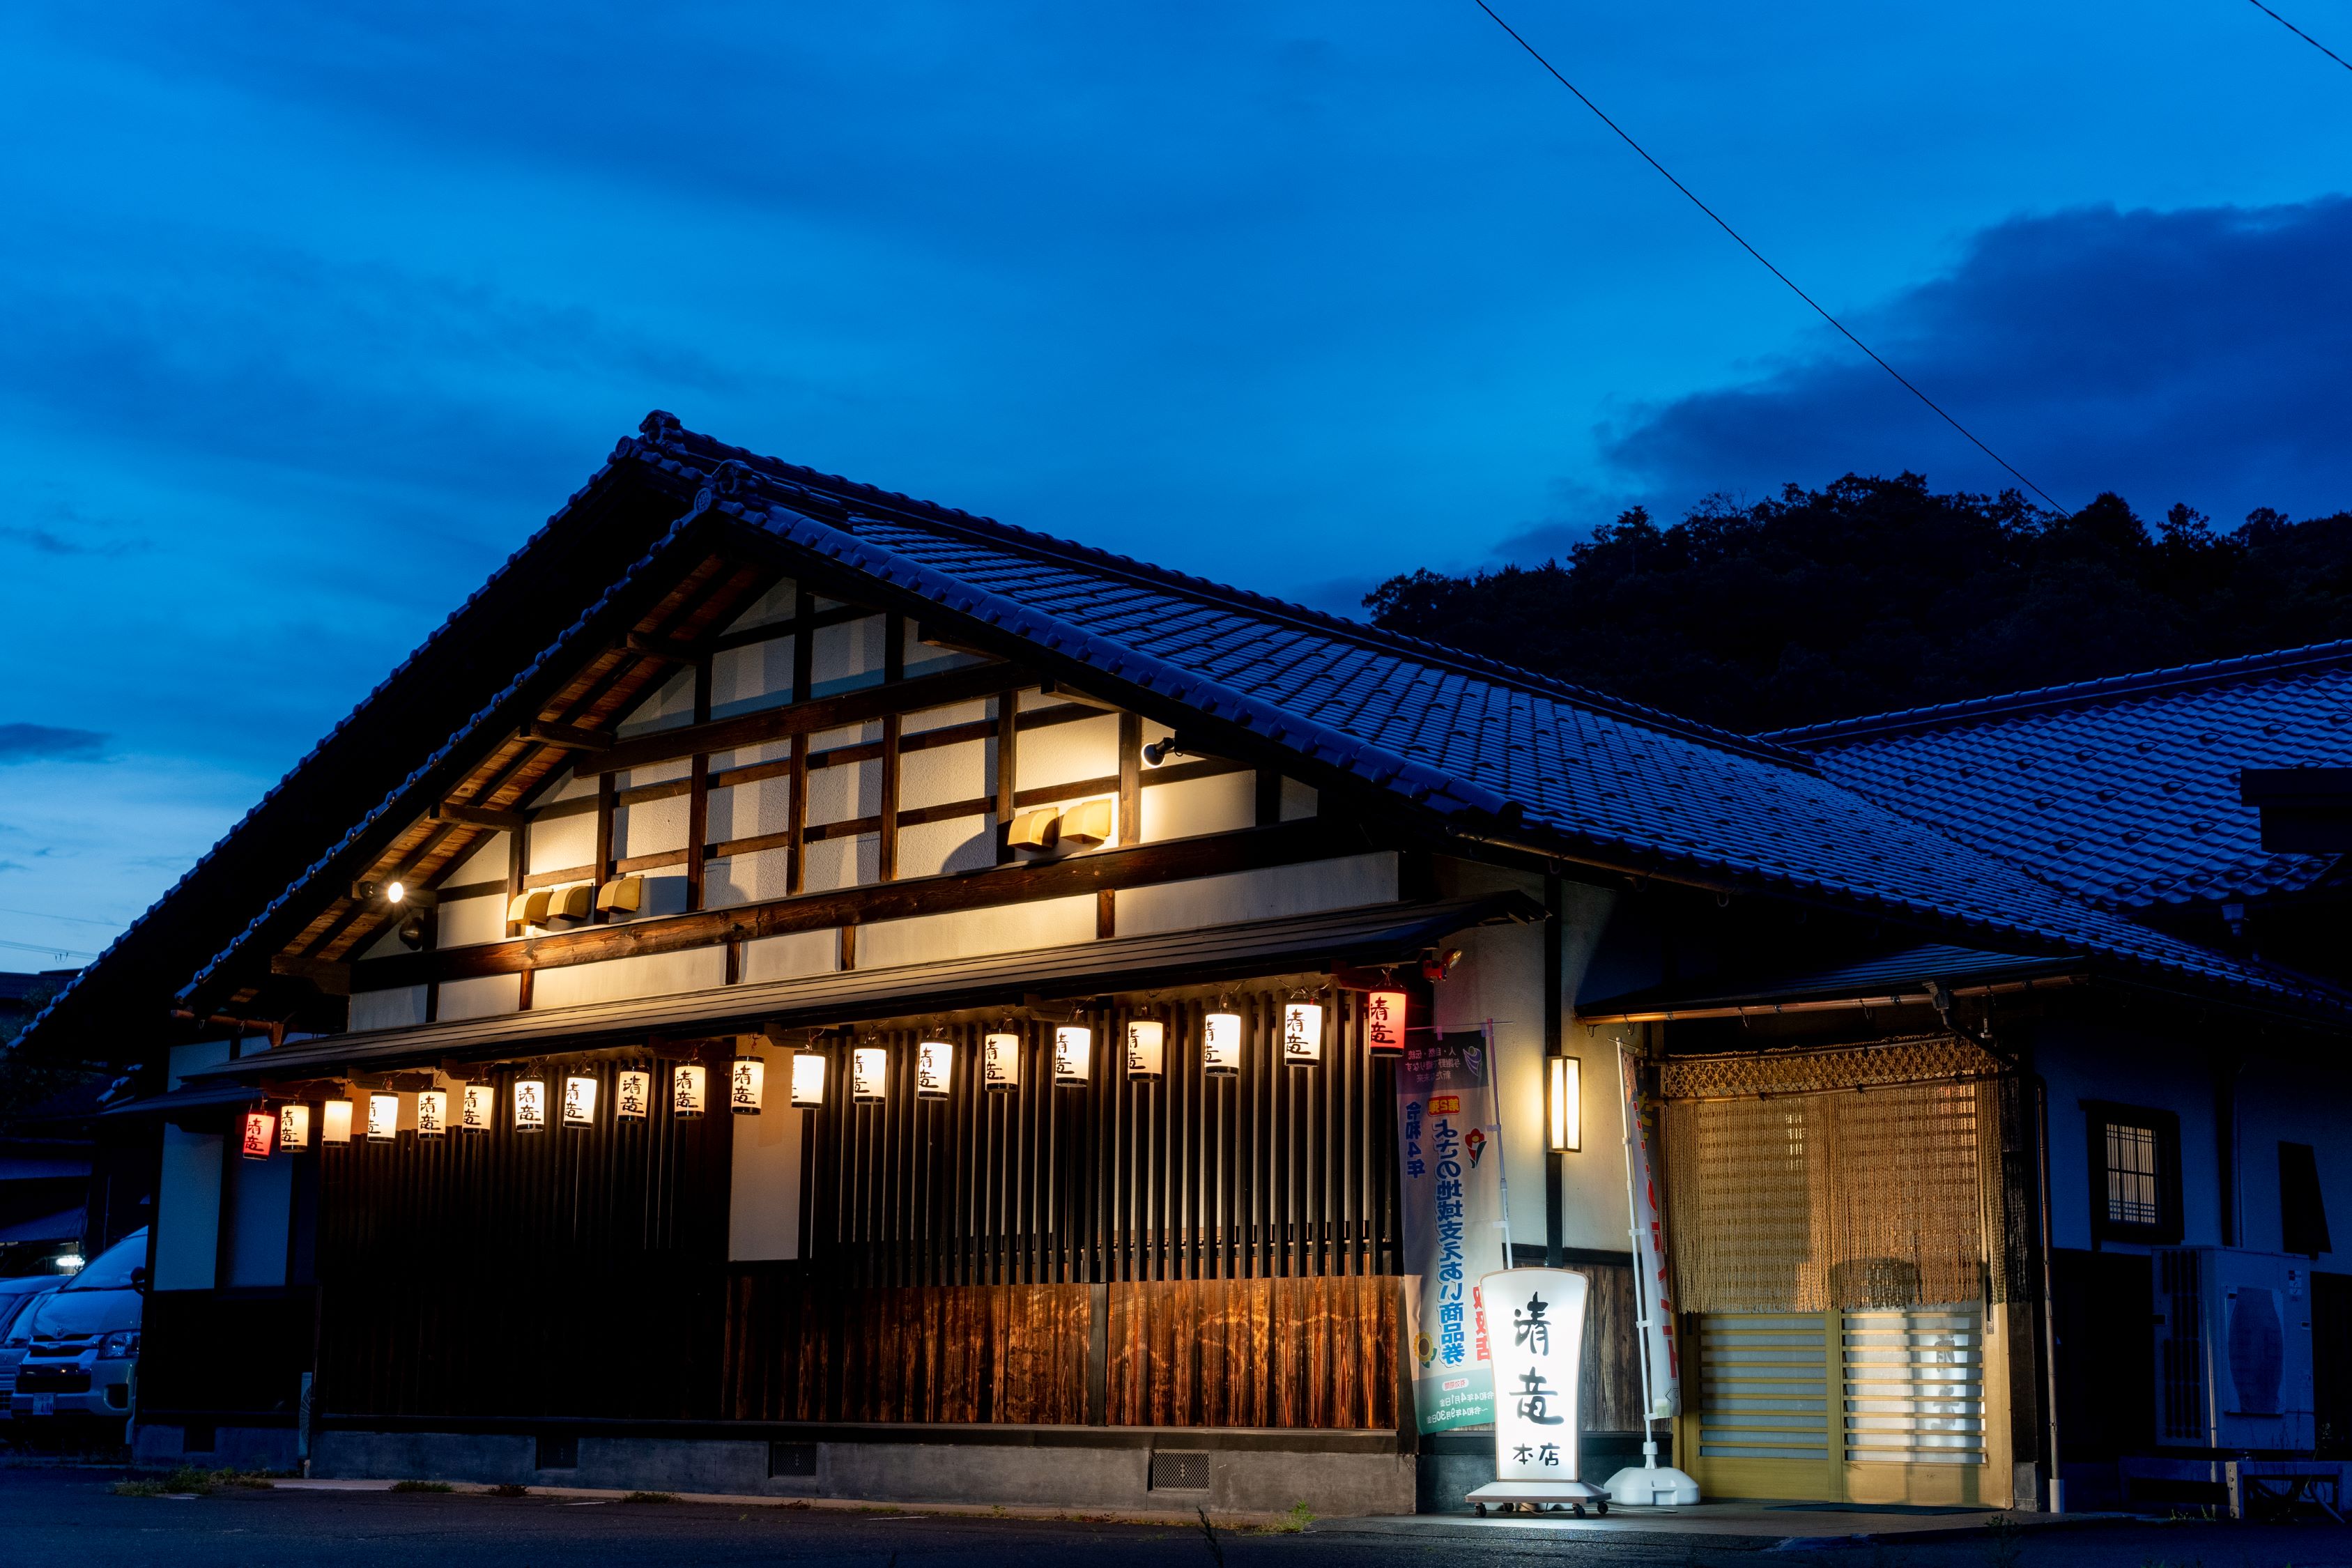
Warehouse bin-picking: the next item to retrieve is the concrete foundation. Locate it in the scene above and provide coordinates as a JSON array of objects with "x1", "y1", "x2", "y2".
[{"x1": 132, "y1": 1422, "x2": 301, "y2": 1473}]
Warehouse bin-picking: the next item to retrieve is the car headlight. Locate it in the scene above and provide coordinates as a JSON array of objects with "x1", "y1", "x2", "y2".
[{"x1": 99, "y1": 1332, "x2": 139, "y2": 1359}]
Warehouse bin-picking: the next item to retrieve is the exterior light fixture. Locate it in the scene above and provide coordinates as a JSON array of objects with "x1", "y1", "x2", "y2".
[
  {"x1": 1546, "y1": 1056, "x2": 1581, "y2": 1153},
  {"x1": 1282, "y1": 999, "x2": 1324, "y2": 1066},
  {"x1": 53, "y1": 1250, "x2": 85, "y2": 1274},
  {"x1": 366, "y1": 1091, "x2": 400, "y2": 1143},
  {"x1": 1125, "y1": 1019, "x2": 1164, "y2": 1080},
  {"x1": 983, "y1": 1029, "x2": 1022, "y2": 1090},
  {"x1": 562, "y1": 1075, "x2": 598, "y2": 1128},
  {"x1": 513, "y1": 1077, "x2": 548, "y2": 1132},
  {"x1": 1204, "y1": 1006, "x2": 1242, "y2": 1077},
  {"x1": 672, "y1": 1063, "x2": 707, "y2": 1118},
  {"x1": 278, "y1": 1102, "x2": 312, "y2": 1151},
  {"x1": 240, "y1": 1110, "x2": 277, "y2": 1161},
  {"x1": 790, "y1": 1051, "x2": 827, "y2": 1108},
  {"x1": 1365, "y1": 989, "x2": 1408, "y2": 1056},
  {"x1": 415, "y1": 1088, "x2": 449, "y2": 1138},
  {"x1": 1052, "y1": 1024, "x2": 1092, "y2": 1086},
  {"x1": 916, "y1": 1038, "x2": 953, "y2": 1099},
  {"x1": 852, "y1": 1044, "x2": 888, "y2": 1102},
  {"x1": 615, "y1": 1069, "x2": 650, "y2": 1119},
  {"x1": 461, "y1": 1083, "x2": 494, "y2": 1132},
  {"x1": 385, "y1": 881, "x2": 406, "y2": 904},
  {"x1": 730, "y1": 1055, "x2": 764, "y2": 1114},
  {"x1": 321, "y1": 1098, "x2": 354, "y2": 1145}
]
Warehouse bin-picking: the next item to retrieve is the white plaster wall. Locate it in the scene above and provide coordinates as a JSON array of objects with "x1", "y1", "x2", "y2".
[
  {"x1": 711, "y1": 635, "x2": 794, "y2": 718},
  {"x1": 811, "y1": 616, "x2": 888, "y2": 697},
  {"x1": 528, "y1": 811, "x2": 597, "y2": 875},
  {"x1": 615, "y1": 758, "x2": 692, "y2": 789},
  {"x1": 858, "y1": 895, "x2": 1097, "y2": 969},
  {"x1": 154, "y1": 1125, "x2": 223, "y2": 1291},
  {"x1": 543, "y1": 767, "x2": 599, "y2": 804},
  {"x1": 1017, "y1": 712, "x2": 1118, "y2": 791},
  {"x1": 741, "y1": 928, "x2": 838, "y2": 984},
  {"x1": 532, "y1": 948, "x2": 728, "y2": 1010},
  {"x1": 899, "y1": 814, "x2": 995, "y2": 878},
  {"x1": 707, "y1": 847, "x2": 792, "y2": 907},
  {"x1": 905, "y1": 696, "x2": 992, "y2": 735},
  {"x1": 350, "y1": 985, "x2": 429, "y2": 1032},
  {"x1": 445, "y1": 833, "x2": 509, "y2": 887},
  {"x1": 725, "y1": 578, "x2": 797, "y2": 632},
  {"x1": 730, "y1": 1051, "x2": 804, "y2": 1262},
  {"x1": 709, "y1": 739, "x2": 792, "y2": 772},
  {"x1": 1139, "y1": 771, "x2": 1253, "y2": 842},
  {"x1": 1116, "y1": 852, "x2": 1398, "y2": 937},
  {"x1": 616, "y1": 793, "x2": 689, "y2": 858},
  {"x1": 2036, "y1": 1020, "x2": 2224, "y2": 1252},
  {"x1": 617, "y1": 667, "x2": 695, "y2": 736},
  {"x1": 806, "y1": 756, "x2": 882, "y2": 826},
  {"x1": 439, "y1": 973, "x2": 521, "y2": 1020},
  {"x1": 706, "y1": 775, "x2": 791, "y2": 842},
  {"x1": 901, "y1": 738, "x2": 989, "y2": 811},
  {"x1": 437, "y1": 893, "x2": 506, "y2": 947},
  {"x1": 1279, "y1": 778, "x2": 1319, "y2": 820},
  {"x1": 903, "y1": 620, "x2": 985, "y2": 679},
  {"x1": 804, "y1": 834, "x2": 877, "y2": 891},
  {"x1": 223, "y1": 1153, "x2": 292, "y2": 1287}
]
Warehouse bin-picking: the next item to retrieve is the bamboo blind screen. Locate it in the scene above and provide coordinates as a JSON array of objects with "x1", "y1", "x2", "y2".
[{"x1": 1660, "y1": 1040, "x2": 2008, "y2": 1313}]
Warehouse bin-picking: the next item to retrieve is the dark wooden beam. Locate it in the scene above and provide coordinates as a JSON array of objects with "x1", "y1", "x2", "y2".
[
  {"x1": 270, "y1": 953, "x2": 353, "y2": 997},
  {"x1": 353, "y1": 816, "x2": 1362, "y2": 990},
  {"x1": 590, "y1": 660, "x2": 1027, "y2": 775},
  {"x1": 520, "y1": 720, "x2": 618, "y2": 751},
  {"x1": 624, "y1": 631, "x2": 706, "y2": 665},
  {"x1": 431, "y1": 803, "x2": 531, "y2": 832}
]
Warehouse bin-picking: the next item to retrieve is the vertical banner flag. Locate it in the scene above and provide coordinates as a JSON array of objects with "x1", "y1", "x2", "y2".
[
  {"x1": 1397, "y1": 1031, "x2": 1511, "y2": 1433},
  {"x1": 1619, "y1": 1043, "x2": 1681, "y2": 1417},
  {"x1": 1482, "y1": 1268, "x2": 1591, "y2": 1481}
]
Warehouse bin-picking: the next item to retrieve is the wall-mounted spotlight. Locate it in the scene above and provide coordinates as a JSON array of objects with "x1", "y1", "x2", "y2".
[{"x1": 353, "y1": 879, "x2": 437, "y2": 907}]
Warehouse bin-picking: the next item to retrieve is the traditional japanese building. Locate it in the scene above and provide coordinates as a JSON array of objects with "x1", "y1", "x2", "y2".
[{"x1": 20, "y1": 416, "x2": 2352, "y2": 1514}]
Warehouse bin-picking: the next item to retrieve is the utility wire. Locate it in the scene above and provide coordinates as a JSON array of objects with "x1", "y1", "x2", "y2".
[
  {"x1": 2243, "y1": 0, "x2": 2352, "y2": 75},
  {"x1": 0, "y1": 903, "x2": 125, "y2": 929},
  {"x1": 1470, "y1": 0, "x2": 2070, "y2": 514},
  {"x1": 0, "y1": 937, "x2": 96, "y2": 961}
]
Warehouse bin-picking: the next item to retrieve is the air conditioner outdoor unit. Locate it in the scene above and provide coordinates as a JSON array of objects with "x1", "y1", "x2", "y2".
[{"x1": 2151, "y1": 1247, "x2": 2315, "y2": 1453}]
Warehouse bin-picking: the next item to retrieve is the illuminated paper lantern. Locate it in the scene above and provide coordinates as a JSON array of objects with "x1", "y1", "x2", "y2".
[
  {"x1": 240, "y1": 1110, "x2": 276, "y2": 1161},
  {"x1": 615, "y1": 1069, "x2": 650, "y2": 1119},
  {"x1": 852, "y1": 1045, "x2": 888, "y2": 1102},
  {"x1": 366, "y1": 1091, "x2": 400, "y2": 1142},
  {"x1": 1283, "y1": 1001, "x2": 1323, "y2": 1066},
  {"x1": 415, "y1": 1088, "x2": 449, "y2": 1138},
  {"x1": 730, "y1": 1056, "x2": 764, "y2": 1115},
  {"x1": 1546, "y1": 1056, "x2": 1581, "y2": 1153},
  {"x1": 460, "y1": 1083, "x2": 494, "y2": 1132},
  {"x1": 672, "y1": 1063, "x2": 707, "y2": 1119},
  {"x1": 562, "y1": 1075, "x2": 598, "y2": 1128},
  {"x1": 1052, "y1": 1024, "x2": 1091, "y2": 1086},
  {"x1": 513, "y1": 1078, "x2": 547, "y2": 1132},
  {"x1": 1365, "y1": 989, "x2": 1408, "y2": 1056},
  {"x1": 790, "y1": 1052, "x2": 827, "y2": 1108},
  {"x1": 1203, "y1": 1010, "x2": 1243, "y2": 1077},
  {"x1": 1125, "y1": 1019, "x2": 1164, "y2": 1079},
  {"x1": 916, "y1": 1038, "x2": 953, "y2": 1100},
  {"x1": 277, "y1": 1102, "x2": 312, "y2": 1152},
  {"x1": 983, "y1": 1031, "x2": 1022, "y2": 1090},
  {"x1": 321, "y1": 1098, "x2": 354, "y2": 1145}
]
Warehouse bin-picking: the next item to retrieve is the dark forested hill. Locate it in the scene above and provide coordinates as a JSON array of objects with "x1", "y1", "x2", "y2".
[{"x1": 1362, "y1": 474, "x2": 2352, "y2": 733}]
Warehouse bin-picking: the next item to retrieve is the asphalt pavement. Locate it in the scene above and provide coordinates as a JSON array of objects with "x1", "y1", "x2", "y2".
[{"x1": 3, "y1": 1462, "x2": 2351, "y2": 1567}]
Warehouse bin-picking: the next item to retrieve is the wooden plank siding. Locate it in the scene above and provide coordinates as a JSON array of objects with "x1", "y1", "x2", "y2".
[{"x1": 1105, "y1": 1275, "x2": 1397, "y2": 1429}]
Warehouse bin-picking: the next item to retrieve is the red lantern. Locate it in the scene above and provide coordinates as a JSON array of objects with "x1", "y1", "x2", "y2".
[{"x1": 240, "y1": 1109, "x2": 277, "y2": 1161}]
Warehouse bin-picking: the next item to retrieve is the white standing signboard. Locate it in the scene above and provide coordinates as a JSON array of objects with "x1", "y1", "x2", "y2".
[{"x1": 1466, "y1": 1268, "x2": 1607, "y2": 1514}]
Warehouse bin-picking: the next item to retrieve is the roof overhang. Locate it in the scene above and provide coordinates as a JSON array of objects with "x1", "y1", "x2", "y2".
[{"x1": 1577, "y1": 944, "x2": 2085, "y2": 1024}]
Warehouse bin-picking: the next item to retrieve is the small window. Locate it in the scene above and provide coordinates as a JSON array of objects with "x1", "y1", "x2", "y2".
[
  {"x1": 2281, "y1": 1142, "x2": 2332, "y2": 1256},
  {"x1": 2086, "y1": 1102, "x2": 2181, "y2": 1243}
]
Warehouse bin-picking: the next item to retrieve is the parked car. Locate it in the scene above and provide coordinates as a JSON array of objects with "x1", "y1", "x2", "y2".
[
  {"x1": 7, "y1": 1228, "x2": 146, "y2": 1439},
  {"x1": 0, "y1": 1277, "x2": 63, "y2": 1421}
]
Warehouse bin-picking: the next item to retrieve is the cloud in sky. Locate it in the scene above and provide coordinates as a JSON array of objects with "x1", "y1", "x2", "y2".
[
  {"x1": 1573, "y1": 199, "x2": 2352, "y2": 537},
  {"x1": 0, "y1": 725, "x2": 107, "y2": 764}
]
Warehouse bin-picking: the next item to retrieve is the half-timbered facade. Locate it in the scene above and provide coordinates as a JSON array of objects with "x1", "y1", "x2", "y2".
[{"x1": 23, "y1": 415, "x2": 2352, "y2": 1515}]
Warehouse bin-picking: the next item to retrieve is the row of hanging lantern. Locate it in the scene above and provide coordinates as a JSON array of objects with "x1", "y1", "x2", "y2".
[{"x1": 240, "y1": 986, "x2": 1411, "y2": 1158}]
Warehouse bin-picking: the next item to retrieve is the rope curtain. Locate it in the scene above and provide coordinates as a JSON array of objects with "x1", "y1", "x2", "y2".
[{"x1": 1660, "y1": 1040, "x2": 2010, "y2": 1313}]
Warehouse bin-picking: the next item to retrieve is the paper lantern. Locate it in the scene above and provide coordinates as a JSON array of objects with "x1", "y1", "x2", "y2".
[
  {"x1": 1125, "y1": 1019, "x2": 1164, "y2": 1079},
  {"x1": 852, "y1": 1045, "x2": 888, "y2": 1102},
  {"x1": 1282, "y1": 1001, "x2": 1324, "y2": 1066},
  {"x1": 1365, "y1": 989, "x2": 1408, "y2": 1055},
  {"x1": 321, "y1": 1098, "x2": 354, "y2": 1145},
  {"x1": 366, "y1": 1091, "x2": 400, "y2": 1142},
  {"x1": 730, "y1": 1056, "x2": 764, "y2": 1116},
  {"x1": 672, "y1": 1063, "x2": 707, "y2": 1118},
  {"x1": 277, "y1": 1102, "x2": 312, "y2": 1152},
  {"x1": 615, "y1": 1069, "x2": 650, "y2": 1119},
  {"x1": 562, "y1": 1075, "x2": 598, "y2": 1128},
  {"x1": 513, "y1": 1078, "x2": 547, "y2": 1132},
  {"x1": 916, "y1": 1038, "x2": 953, "y2": 1099},
  {"x1": 1052, "y1": 1024, "x2": 1091, "y2": 1086},
  {"x1": 416, "y1": 1088, "x2": 449, "y2": 1138},
  {"x1": 461, "y1": 1083, "x2": 494, "y2": 1132},
  {"x1": 1546, "y1": 1055, "x2": 1581, "y2": 1153},
  {"x1": 1203, "y1": 1010, "x2": 1243, "y2": 1076},
  {"x1": 240, "y1": 1110, "x2": 276, "y2": 1161},
  {"x1": 790, "y1": 1052, "x2": 827, "y2": 1108},
  {"x1": 983, "y1": 1031, "x2": 1022, "y2": 1090}
]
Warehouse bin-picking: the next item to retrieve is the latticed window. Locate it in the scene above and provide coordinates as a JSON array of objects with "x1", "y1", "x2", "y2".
[{"x1": 2105, "y1": 1122, "x2": 2162, "y2": 1225}]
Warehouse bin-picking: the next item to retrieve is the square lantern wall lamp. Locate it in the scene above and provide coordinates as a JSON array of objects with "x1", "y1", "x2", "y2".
[
  {"x1": 672, "y1": 1063, "x2": 707, "y2": 1119},
  {"x1": 240, "y1": 1110, "x2": 276, "y2": 1161},
  {"x1": 1203, "y1": 1008, "x2": 1242, "y2": 1076},
  {"x1": 461, "y1": 1083, "x2": 494, "y2": 1132},
  {"x1": 1546, "y1": 1055, "x2": 1581, "y2": 1153},
  {"x1": 1052, "y1": 1024, "x2": 1092, "y2": 1086},
  {"x1": 366, "y1": 1092, "x2": 400, "y2": 1143},
  {"x1": 852, "y1": 1044, "x2": 888, "y2": 1102},
  {"x1": 562, "y1": 1075, "x2": 599, "y2": 1128},
  {"x1": 791, "y1": 1051, "x2": 827, "y2": 1108},
  {"x1": 916, "y1": 1038, "x2": 953, "y2": 1099},
  {"x1": 1282, "y1": 1000, "x2": 1324, "y2": 1066},
  {"x1": 730, "y1": 1055, "x2": 764, "y2": 1115},
  {"x1": 1365, "y1": 988, "x2": 1408, "y2": 1056},
  {"x1": 277, "y1": 1102, "x2": 312, "y2": 1152},
  {"x1": 615, "y1": 1070, "x2": 650, "y2": 1119},
  {"x1": 514, "y1": 1078, "x2": 548, "y2": 1132},
  {"x1": 415, "y1": 1089, "x2": 449, "y2": 1138},
  {"x1": 1125, "y1": 1019, "x2": 1164, "y2": 1080},
  {"x1": 983, "y1": 1030, "x2": 1022, "y2": 1090},
  {"x1": 321, "y1": 1098, "x2": 354, "y2": 1145}
]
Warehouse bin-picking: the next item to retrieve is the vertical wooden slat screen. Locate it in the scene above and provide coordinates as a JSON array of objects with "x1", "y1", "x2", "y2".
[{"x1": 313, "y1": 1056, "x2": 731, "y2": 1420}]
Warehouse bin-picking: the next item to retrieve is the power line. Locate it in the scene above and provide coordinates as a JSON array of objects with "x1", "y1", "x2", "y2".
[
  {"x1": 2243, "y1": 0, "x2": 2352, "y2": 75},
  {"x1": 1469, "y1": 0, "x2": 2070, "y2": 514},
  {"x1": 0, "y1": 937, "x2": 96, "y2": 962},
  {"x1": 0, "y1": 903, "x2": 125, "y2": 929}
]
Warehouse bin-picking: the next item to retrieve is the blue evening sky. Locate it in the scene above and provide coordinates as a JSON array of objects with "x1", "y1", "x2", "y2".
[{"x1": 3, "y1": 1, "x2": 2350, "y2": 959}]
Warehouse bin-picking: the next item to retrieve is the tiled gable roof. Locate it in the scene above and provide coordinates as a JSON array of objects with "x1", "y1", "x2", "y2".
[{"x1": 1768, "y1": 641, "x2": 2352, "y2": 912}]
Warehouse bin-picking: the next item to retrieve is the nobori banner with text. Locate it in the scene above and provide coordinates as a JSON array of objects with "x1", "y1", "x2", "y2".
[{"x1": 1397, "y1": 1031, "x2": 1511, "y2": 1433}]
